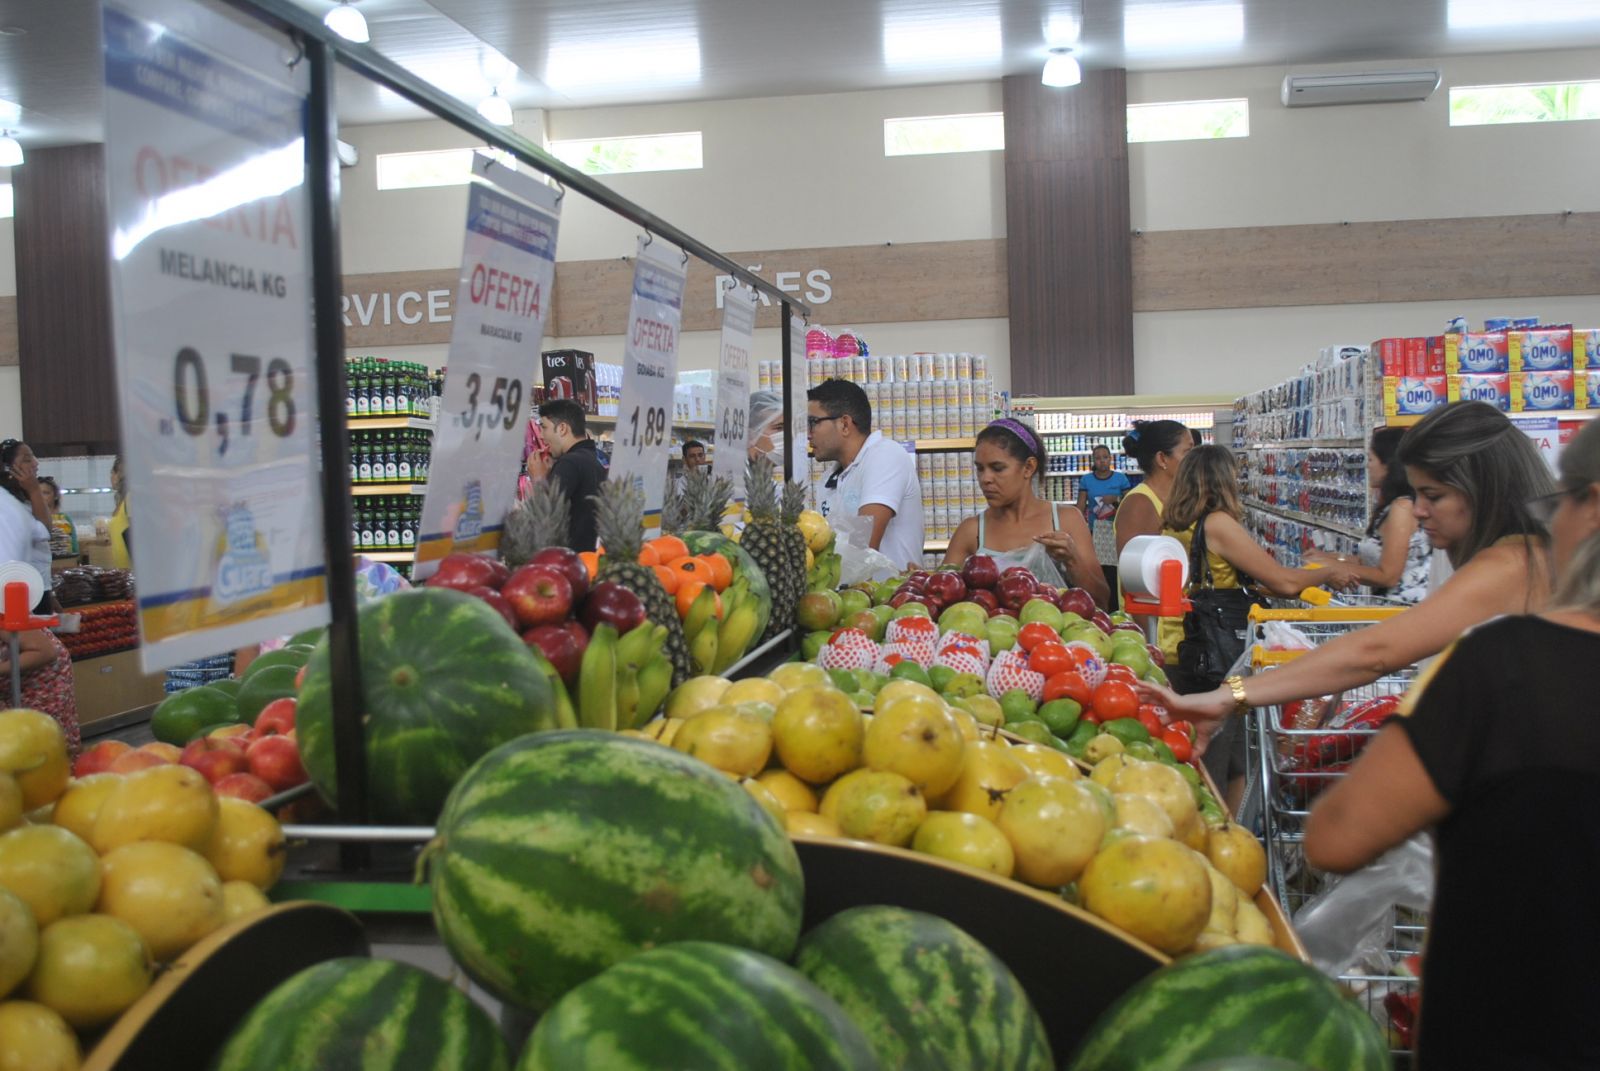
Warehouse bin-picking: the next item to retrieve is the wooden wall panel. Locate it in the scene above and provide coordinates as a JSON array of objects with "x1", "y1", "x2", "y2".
[
  {"x1": 1002, "y1": 70, "x2": 1134, "y2": 397},
  {"x1": 0, "y1": 298, "x2": 17, "y2": 367},
  {"x1": 14, "y1": 145, "x2": 119, "y2": 456}
]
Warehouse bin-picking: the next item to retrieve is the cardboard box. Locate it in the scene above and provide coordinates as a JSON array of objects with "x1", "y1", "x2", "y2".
[
  {"x1": 1509, "y1": 327, "x2": 1574, "y2": 372},
  {"x1": 73, "y1": 647, "x2": 169, "y2": 726},
  {"x1": 1383, "y1": 375, "x2": 1447, "y2": 417},
  {"x1": 1576, "y1": 329, "x2": 1600, "y2": 370},
  {"x1": 1448, "y1": 373, "x2": 1511, "y2": 411},
  {"x1": 1444, "y1": 332, "x2": 1509, "y2": 374},
  {"x1": 1373, "y1": 336, "x2": 1445, "y2": 377},
  {"x1": 1580, "y1": 371, "x2": 1599, "y2": 410},
  {"x1": 540, "y1": 349, "x2": 597, "y2": 413},
  {"x1": 1513, "y1": 370, "x2": 1576, "y2": 412}
]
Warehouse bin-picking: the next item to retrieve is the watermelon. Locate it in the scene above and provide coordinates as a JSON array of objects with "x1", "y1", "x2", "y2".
[
  {"x1": 242, "y1": 645, "x2": 314, "y2": 681},
  {"x1": 428, "y1": 730, "x2": 804, "y2": 1011},
  {"x1": 150, "y1": 686, "x2": 237, "y2": 745},
  {"x1": 683, "y1": 530, "x2": 772, "y2": 638},
  {"x1": 212, "y1": 957, "x2": 509, "y2": 1071},
  {"x1": 1067, "y1": 946, "x2": 1389, "y2": 1071},
  {"x1": 297, "y1": 588, "x2": 558, "y2": 824},
  {"x1": 235, "y1": 664, "x2": 299, "y2": 723},
  {"x1": 794, "y1": 906, "x2": 1053, "y2": 1071},
  {"x1": 517, "y1": 941, "x2": 877, "y2": 1070}
]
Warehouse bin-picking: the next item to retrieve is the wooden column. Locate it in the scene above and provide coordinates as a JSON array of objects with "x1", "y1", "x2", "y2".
[
  {"x1": 1002, "y1": 69, "x2": 1133, "y2": 396},
  {"x1": 14, "y1": 144, "x2": 120, "y2": 456}
]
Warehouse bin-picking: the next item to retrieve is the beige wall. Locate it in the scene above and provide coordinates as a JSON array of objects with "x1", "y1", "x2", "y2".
[{"x1": 0, "y1": 218, "x2": 17, "y2": 442}]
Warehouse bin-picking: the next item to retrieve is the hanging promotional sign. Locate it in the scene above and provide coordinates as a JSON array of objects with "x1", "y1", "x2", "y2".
[
  {"x1": 1512, "y1": 415, "x2": 1562, "y2": 471},
  {"x1": 713, "y1": 282, "x2": 757, "y2": 500},
  {"x1": 414, "y1": 155, "x2": 562, "y2": 579},
  {"x1": 609, "y1": 236, "x2": 688, "y2": 527},
  {"x1": 787, "y1": 312, "x2": 811, "y2": 485},
  {"x1": 101, "y1": 0, "x2": 328, "y2": 671}
]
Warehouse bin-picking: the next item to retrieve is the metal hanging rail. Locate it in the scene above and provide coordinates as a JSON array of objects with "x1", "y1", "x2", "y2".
[{"x1": 226, "y1": 0, "x2": 813, "y2": 319}]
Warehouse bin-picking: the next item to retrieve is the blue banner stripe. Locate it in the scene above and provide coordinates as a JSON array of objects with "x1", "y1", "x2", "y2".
[{"x1": 466, "y1": 185, "x2": 557, "y2": 261}]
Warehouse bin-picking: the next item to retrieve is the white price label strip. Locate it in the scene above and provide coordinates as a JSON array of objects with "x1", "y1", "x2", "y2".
[
  {"x1": 787, "y1": 312, "x2": 811, "y2": 485},
  {"x1": 610, "y1": 236, "x2": 688, "y2": 527},
  {"x1": 713, "y1": 283, "x2": 757, "y2": 500},
  {"x1": 414, "y1": 156, "x2": 561, "y2": 579},
  {"x1": 102, "y1": 0, "x2": 329, "y2": 671}
]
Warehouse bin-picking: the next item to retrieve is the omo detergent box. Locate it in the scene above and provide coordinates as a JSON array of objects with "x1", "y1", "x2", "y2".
[
  {"x1": 1508, "y1": 327, "x2": 1574, "y2": 372},
  {"x1": 1578, "y1": 329, "x2": 1600, "y2": 370},
  {"x1": 1447, "y1": 373, "x2": 1511, "y2": 411},
  {"x1": 1383, "y1": 375, "x2": 1447, "y2": 417},
  {"x1": 1579, "y1": 370, "x2": 1600, "y2": 410},
  {"x1": 1444, "y1": 332, "x2": 1509, "y2": 374},
  {"x1": 1513, "y1": 370, "x2": 1576, "y2": 412}
]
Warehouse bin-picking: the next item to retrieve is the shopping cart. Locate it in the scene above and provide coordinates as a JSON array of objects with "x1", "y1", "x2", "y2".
[{"x1": 1241, "y1": 600, "x2": 1425, "y2": 1062}]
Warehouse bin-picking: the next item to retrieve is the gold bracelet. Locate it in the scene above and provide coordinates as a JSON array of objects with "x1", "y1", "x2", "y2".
[{"x1": 1224, "y1": 674, "x2": 1251, "y2": 714}]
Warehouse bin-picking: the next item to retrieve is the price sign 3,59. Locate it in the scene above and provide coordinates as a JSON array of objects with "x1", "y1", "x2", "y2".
[
  {"x1": 456, "y1": 372, "x2": 524, "y2": 441},
  {"x1": 164, "y1": 347, "x2": 296, "y2": 456},
  {"x1": 625, "y1": 404, "x2": 667, "y2": 455}
]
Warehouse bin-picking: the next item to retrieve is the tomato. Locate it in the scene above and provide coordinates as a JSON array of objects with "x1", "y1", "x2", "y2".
[
  {"x1": 1028, "y1": 642, "x2": 1073, "y2": 678},
  {"x1": 1017, "y1": 622, "x2": 1061, "y2": 653},
  {"x1": 1090, "y1": 680, "x2": 1139, "y2": 721},
  {"x1": 1160, "y1": 727, "x2": 1193, "y2": 763},
  {"x1": 1102, "y1": 664, "x2": 1139, "y2": 685},
  {"x1": 1136, "y1": 706, "x2": 1165, "y2": 736},
  {"x1": 1167, "y1": 719, "x2": 1196, "y2": 742},
  {"x1": 1080, "y1": 707, "x2": 1104, "y2": 725},
  {"x1": 1042, "y1": 670, "x2": 1092, "y2": 706}
]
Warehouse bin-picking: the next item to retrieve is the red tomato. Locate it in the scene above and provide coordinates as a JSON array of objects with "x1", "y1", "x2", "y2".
[
  {"x1": 1160, "y1": 726, "x2": 1193, "y2": 763},
  {"x1": 1066, "y1": 647, "x2": 1103, "y2": 675},
  {"x1": 1042, "y1": 670, "x2": 1092, "y2": 706},
  {"x1": 1080, "y1": 707, "x2": 1104, "y2": 725},
  {"x1": 1102, "y1": 664, "x2": 1139, "y2": 685},
  {"x1": 1028, "y1": 642, "x2": 1073, "y2": 678},
  {"x1": 1017, "y1": 622, "x2": 1061, "y2": 653},
  {"x1": 1136, "y1": 707, "x2": 1164, "y2": 736},
  {"x1": 1167, "y1": 719, "x2": 1196, "y2": 742},
  {"x1": 1091, "y1": 680, "x2": 1139, "y2": 721}
]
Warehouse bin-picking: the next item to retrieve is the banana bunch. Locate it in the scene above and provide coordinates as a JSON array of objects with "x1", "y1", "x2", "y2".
[
  {"x1": 807, "y1": 550, "x2": 842, "y2": 593},
  {"x1": 576, "y1": 621, "x2": 675, "y2": 731},
  {"x1": 679, "y1": 576, "x2": 764, "y2": 676}
]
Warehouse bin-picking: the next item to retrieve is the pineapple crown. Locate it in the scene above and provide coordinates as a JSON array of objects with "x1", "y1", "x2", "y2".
[
  {"x1": 592, "y1": 479, "x2": 647, "y2": 559},
  {"x1": 660, "y1": 473, "x2": 690, "y2": 535},
  {"x1": 780, "y1": 481, "x2": 805, "y2": 525},
  {"x1": 501, "y1": 479, "x2": 571, "y2": 568},
  {"x1": 744, "y1": 456, "x2": 778, "y2": 521},
  {"x1": 696, "y1": 473, "x2": 735, "y2": 530}
]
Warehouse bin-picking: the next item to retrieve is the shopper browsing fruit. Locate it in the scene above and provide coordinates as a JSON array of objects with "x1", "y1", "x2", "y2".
[
  {"x1": 0, "y1": 626, "x2": 79, "y2": 755},
  {"x1": 0, "y1": 439, "x2": 54, "y2": 610},
  {"x1": 807, "y1": 378, "x2": 925, "y2": 574},
  {"x1": 1302, "y1": 415, "x2": 1600, "y2": 1071},
  {"x1": 1078, "y1": 444, "x2": 1131, "y2": 603},
  {"x1": 535, "y1": 399, "x2": 607, "y2": 552},
  {"x1": 1142, "y1": 402, "x2": 1556, "y2": 754},
  {"x1": 1304, "y1": 427, "x2": 1431, "y2": 605},
  {"x1": 942, "y1": 419, "x2": 1110, "y2": 607},
  {"x1": 1111, "y1": 420, "x2": 1193, "y2": 657}
]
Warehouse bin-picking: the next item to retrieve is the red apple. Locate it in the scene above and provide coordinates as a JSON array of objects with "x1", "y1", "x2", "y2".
[
  {"x1": 466, "y1": 585, "x2": 519, "y2": 631},
  {"x1": 987, "y1": 605, "x2": 1017, "y2": 619},
  {"x1": 425, "y1": 552, "x2": 500, "y2": 592},
  {"x1": 74, "y1": 740, "x2": 131, "y2": 777},
  {"x1": 560, "y1": 619, "x2": 590, "y2": 660},
  {"x1": 247, "y1": 735, "x2": 308, "y2": 792},
  {"x1": 141, "y1": 742, "x2": 182, "y2": 763},
  {"x1": 967, "y1": 589, "x2": 999, "y2": 614},
  {"x1": 213, "y1": 772, "x2": 274, "y2": 804},
  {"x1": 908, "y1": 570, "x2": 931, "y2": 584},
  {"x1": 1091, "y1": 610, "x2": 1115, "y2": 634},
  {"x1": 180, "y1": 738, "x2": 250, "y2": 784},
  {"x1": 502, "y1": 564, "x2": 575, "y2": 629},
  {"x1": 888, "y1": 591, "x2": 915, "y2": 609},
  {"x1": 996, "y1": 574, "x2": 1035, "y2": 612},
  {"x1": 579, "y1": 582, "x2": 647, "y2": 633},
  {"x1": 110, "y1": 749, "x2": 170, "y2": 774},
  {"x1": 483, "y1": 557, "x2": 511, "y2": 589},
  {"x1": 209, "y1": 724, "x2": 254, "y2": 744},
  {"x1": 1147, "y1": 643, "x2": 1166, "y2": 667},
  {"x1": 529, "y1": 545, "x2": 590, "y2": 604},
  {"x1": 1059, "y1": 587, "x2": 1097, "y2": 619},
  {"x1": 523, "y1": 624, "x2": 581, "y2": 683},
  {"x1": 1001, "y1": 566, "x2": 1037, "y2": 584},
  {"x1": 925, "y1": 571, "x2": 967, "y2": 606},
  {"x1": 254, "y1": 697, "x2": 298, "y2": 737},
  {"x1": 961, "y1": 554, "x2": 1001, "y2": 591}
]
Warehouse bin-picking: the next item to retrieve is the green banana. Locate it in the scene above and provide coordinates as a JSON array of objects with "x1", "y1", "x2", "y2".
[
  {"x1": 578, "y1": 623, "x2": 619, "y2": 731},
  {"x1": 633, "y1": 657, "x2": 673, "y2": 728},
  {"x1": 525, "y1": 646, "x2": 578, "y2": 729},
  {"x1": 681, "y1": 584, "x2": 722, "y2": 641},
  {"x1": 714, "y1": 592, "x2": 762, "y2": 673},
  {"x1": 616, "y1": 621, "x2": 658, "y2": 668},
  {"x1": 615, "y1": 666, "x2": 641, "y2": 731},
  {"x1": 690, "y1": 625, "x2": 719, "y2": 675}
]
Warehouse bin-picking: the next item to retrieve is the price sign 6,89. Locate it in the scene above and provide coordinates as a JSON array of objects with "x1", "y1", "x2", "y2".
[
  {"x1": 719, "y1": 405, "x2": 746, "y2": 445},
  {"x1": 626, "y1": 404, "x2": 667, "y2": 455},
  {"x1": 457, "y1": 372, "x2": 524, "y2": 441},
  {"x1": 167, "y1": 347, "x2": 296, "y2": 456}
]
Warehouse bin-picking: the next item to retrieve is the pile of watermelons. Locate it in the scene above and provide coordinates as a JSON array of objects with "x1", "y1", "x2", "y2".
[
  {"x1": 205, "y1": 728, "x2": 1389, "y2": 1071},
  {"x1": 148, "y1": 628, "x2": 325, "y2": 746}
]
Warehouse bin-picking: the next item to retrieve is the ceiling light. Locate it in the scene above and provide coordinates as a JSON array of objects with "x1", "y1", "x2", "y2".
[
  {"x1": 476, "y1": 90, "x2": 513, "y2": 127},
  {"x1": 323, "y1": 1, "x2": 369, "y2": 44},
  {"x1": 0, "y1": 133, "x2": 22, "y2": 168},
  {"x1": 1042, "y1": 48, "x2": 1081, "y2": 88},
  {"x1": 1124, "y1": 1, "x2": 1244, "y2": 53},
  {"x1": 883, "y1": 11, "x2": 1002, "y2": 71}
]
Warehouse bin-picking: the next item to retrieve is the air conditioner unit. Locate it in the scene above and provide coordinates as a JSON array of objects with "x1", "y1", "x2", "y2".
[{"x1": 1281, "y1": 69, "x2": 1441, "y2": 107}]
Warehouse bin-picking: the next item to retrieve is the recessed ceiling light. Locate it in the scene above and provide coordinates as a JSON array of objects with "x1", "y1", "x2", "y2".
[
  {"x1": 1124, "y1": 1, "x2": 1244, "y2": 53},
  {"x1": 1042, "y1": 48, "x2": 1081, "y2": 88},
  {"x1": 545, "y1": 34, "x2": 701, "y2": 92},
  {"x1": 882, "y1": 11, "x2": 1002, "y2": 71},
  {"x1": 323, "y1": 1, "x2": 369, "y2": 44},
  {"x1": 476, "y1": 89, "x2": 513, "y2": 126}
]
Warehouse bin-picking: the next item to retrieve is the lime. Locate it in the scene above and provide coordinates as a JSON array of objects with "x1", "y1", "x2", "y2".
[
  {"x1": 1038, "y1": 698, "x2": 1083, "y2": 737},
  {"x1": 852, "y1": 669, "x2": 888, "y2": 695},
  {"x1": 927, "y1": 665, "x2": 957, "y2": 692},
  {"x1": 999, "y1": 689, "x2": 1038, "y2": 724},
  {"x1": 1149, "y1": 738, "x2": 1176, "y2": 764},
  {"x1": 888, "y1": 661, "x2": 932, "y2": 687},
  {"x1": 1007, "y1": 721, "x2": 1056, "y2": 746},
  {"x1": 1125, "y1": 741, "x2": 1157, "y2": 762},
  {"x1": 827, "y1": 669, "x2": 859, "y2": 693},
  {"x1": 1111, "y1": 645, "x2": 1152, "y2": 675},
  {"x1": 1144, "y1": 664, "x2": 1170, "y2": 687}
]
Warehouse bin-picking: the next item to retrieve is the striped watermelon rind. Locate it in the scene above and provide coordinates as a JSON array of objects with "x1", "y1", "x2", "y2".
[
  {"x1": 297, "y1": 588, "x2": 558, "y2": 825},
  {"x1": 1066, "y1": 945, "x2": 1389, "y2": 1071},
  {"x1": 211, "y1": 957, "x2": 510, "y2": 1071},
  {"x1": 516, "y1": 941, "x2": 880, "y2": 1071},
  {"x1": 794, "y1": 905, "x2": 1053, "y2": 1071},
  {"x1": 682, "y1": 530, "x2": 772, "y2": 637},
  {"x1": 429, "y1": 730, "x2": 805, "y2": 1012}
]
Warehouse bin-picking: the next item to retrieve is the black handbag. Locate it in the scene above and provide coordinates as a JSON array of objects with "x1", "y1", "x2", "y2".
[{"x1": 1176, "y1": 516, "x2": 1262, "y2": 691}]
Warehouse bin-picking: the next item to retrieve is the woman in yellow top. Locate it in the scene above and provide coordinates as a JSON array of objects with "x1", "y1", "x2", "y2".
[
  {"x1": 1112, "y1": 420, "x2": 1194, "y2": 658},
  {"x1": 1146, "y1": 402, "x2": 1558, "y2": 757},
  {"x1": 108, "y1": 456, "x2": 131, "y2": 570}
]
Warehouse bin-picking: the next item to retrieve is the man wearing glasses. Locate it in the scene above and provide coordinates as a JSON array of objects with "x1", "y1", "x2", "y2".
[{"x1": 807, "y1": 378, "x2": 924, "y2": 573}]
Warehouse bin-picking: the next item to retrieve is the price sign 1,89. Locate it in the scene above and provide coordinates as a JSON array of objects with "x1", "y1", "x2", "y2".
[
  {"x1": 165, "y1": 347, "x2": 297, "y2": 456},
  {"x1": 456, "y1": 372, "x2": 524, "y2": 441},
  {"x1": 624, "y1": 404, "x2": 668, "y2": 455}
]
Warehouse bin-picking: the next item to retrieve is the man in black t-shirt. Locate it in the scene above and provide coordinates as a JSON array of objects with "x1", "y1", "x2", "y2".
[{"x1": 537, "y1": 399, "x2": 607, "y2": 551}]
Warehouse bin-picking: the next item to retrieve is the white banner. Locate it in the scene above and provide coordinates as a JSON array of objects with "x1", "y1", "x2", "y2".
[
  {"x1": 787, "y1": 312, "x2": 811, "y2": 486},
  {"x1": 1513, "y1": 415, "x2": 1562, "y2": 471},
  {"x1": 102, "y1": 0, "x2": 328, "y2": 671},
  {"x1": 414, "y1": 156, "x2": 561, "y2": 579},
  {"x1": 713, "y1": 283, "x2": 757, "y2": 502},
  {"x1": 609, "y1": 236, "x2": 688, "y2": 528}
]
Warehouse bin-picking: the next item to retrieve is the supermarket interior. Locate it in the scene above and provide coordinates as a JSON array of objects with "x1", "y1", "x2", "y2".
[{"x1": 0, "y1": 0, "x2": 1598, "y2": 1068}]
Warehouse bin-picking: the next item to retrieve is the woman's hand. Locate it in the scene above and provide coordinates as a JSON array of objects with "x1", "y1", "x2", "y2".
[
  {"x1": 1033, "y1": 529, "x2": 1080, "y2": 567},
  {"x1": 1304, "y1": 549, "x2": 1340, "y2": 568},
  {"x1": 9, "y1": 452, "x2": 39, "y2": 495},
  {"x1": 1133, "y1": 679, "x2": 1235, "y2": 757},
  {"x1": 523, "y1": 451, "x2": 552, "y2": 482}
]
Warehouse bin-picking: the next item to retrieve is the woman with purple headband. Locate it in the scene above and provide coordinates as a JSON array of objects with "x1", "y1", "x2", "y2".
[{"x1": 943, "y1": 418, "x2": 1111, "y2": 607}]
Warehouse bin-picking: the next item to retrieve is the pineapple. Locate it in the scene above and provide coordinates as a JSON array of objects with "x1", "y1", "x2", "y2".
[
  {"x1": 744, "y1": 457, "x2": 801, "y2": 640},
  {"x1": 593, "y1": 479, "x2": 693, "y2": 684},
  {"x1": 690, "y1": 473, "x2": 735, "y2": 532},
  {"x1": 501, "y1": 478, "x2": 571, "y2": 569},
  {"x1": 780, "y1": 480, "x2": 809, "y2": 595},
  {"x1": 660, "y1": 472, "x2": 691, "y2": 536}
]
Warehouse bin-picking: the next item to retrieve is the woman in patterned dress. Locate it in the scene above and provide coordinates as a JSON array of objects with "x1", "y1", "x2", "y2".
[{"x1": 0, "y1": 625, "x2": 79, "y2": 756}]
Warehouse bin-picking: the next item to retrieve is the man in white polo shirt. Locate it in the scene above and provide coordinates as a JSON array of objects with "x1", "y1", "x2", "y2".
[{"x1": 807, "y1": 378, "x2": 925, "y2": 573}]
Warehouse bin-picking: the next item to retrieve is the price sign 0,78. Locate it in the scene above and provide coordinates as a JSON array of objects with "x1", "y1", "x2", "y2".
[{"x1": 165, "y1": 347, "x2": 296, "y2": 456}]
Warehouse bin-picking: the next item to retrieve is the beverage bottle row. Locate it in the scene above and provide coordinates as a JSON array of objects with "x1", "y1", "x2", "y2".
[
  {"x1": 353, "y1": 497, "x2": 420, "y2": 552},
  {"x1": 346, "y1": 357, "x2": 442, "y2": 418},
  {"x1": 351, "y1": 429, "x2": 432, "y2": 484}
]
